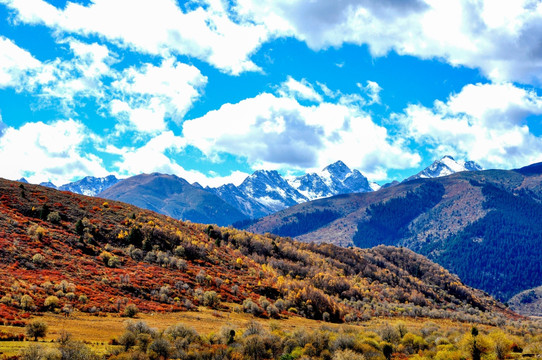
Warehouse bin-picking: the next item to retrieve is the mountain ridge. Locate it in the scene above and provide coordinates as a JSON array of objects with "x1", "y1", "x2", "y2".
[
  {"x1": 17, "y1": 156, "x2": 485, "y2": 226},
  {"x1": 244, "y1": 162, "x2": 542, "y2": 309},
  {"x1": 98, "y1": 173, "x2": 247, "y2": 226}
]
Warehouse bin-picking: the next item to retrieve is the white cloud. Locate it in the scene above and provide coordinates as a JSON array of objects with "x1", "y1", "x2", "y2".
[
  {"x1": 112, "y1": 131, "x2": 186, "y2": 175},
  {"x1": 396, "y1": 82, "x2": 542, "y2": 168},
  {"x1": 32, "y1": 39, "x2": 115, "y2": 107},
  {"x1": 0, "y1": 36, "x2": 205, "y2": 134},
  {"x1": 0, "y1": 37, "x2": 116, "y2": 112},
  {"x1": 235, "y1": 0, "x2": 542, "y2": 85},
  {"x1": 5, "y1": 0, "x2": 542, "y2": 83},
  {"x1": 111, "y1": 131, "x2": 249, "y2": 186},
  {"x1": 110, "y1": 99, "x2": 168, "y2": 134},
  {"x1": 0, "y1": 36, "x2": 41, "y2": 89},
  {"x1": 278, "y1": 76, "x2": 323, "y2": 102},
  {"x1": 2, "y1": 0, "x2": 269, "y2": 74},
  {"x1": 183, "y1": 92, "x2": 420, "y2": 180},
  {"x1": 0, "y1": 119, "x2": 108, "y2": 185},
  {"x1": 109, "y1": 58, "x2": 207, "y2": 134}
]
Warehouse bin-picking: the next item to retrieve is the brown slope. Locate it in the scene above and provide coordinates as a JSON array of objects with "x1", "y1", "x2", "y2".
[{"x1": 0, "y1": 178, "x2": 516, "y2": 326}]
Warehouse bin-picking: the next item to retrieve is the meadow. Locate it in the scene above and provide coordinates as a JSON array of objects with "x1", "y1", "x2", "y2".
[{"x1": 1, "y1": 306, "x2": 541, "y2": 359}]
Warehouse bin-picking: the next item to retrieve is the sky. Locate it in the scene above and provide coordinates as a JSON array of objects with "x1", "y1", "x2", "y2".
[{"x1": 1, "y1": 0, "x2": 542, "y2": 187}]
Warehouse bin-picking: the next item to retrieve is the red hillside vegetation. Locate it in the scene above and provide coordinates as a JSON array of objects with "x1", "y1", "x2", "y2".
[{"x1": 0, "y1": 178, "x2": 516, "y2": 325}]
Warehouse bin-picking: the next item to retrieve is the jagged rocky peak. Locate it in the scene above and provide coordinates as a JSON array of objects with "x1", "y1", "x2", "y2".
[
  {"x1": 321, "y1": 160, "x2": 352, "y2": 180},
  {"x1": 237, "y1": 169, "x2": 307, "y2": 213},
  {"x1": 287, "y1": 161, "x2": 373, "y2": 201}
]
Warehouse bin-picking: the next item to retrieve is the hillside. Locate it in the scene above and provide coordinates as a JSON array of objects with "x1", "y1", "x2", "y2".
[
  {"x1": 0, "y1": 178, "x2": 514, "y2": 326},
  {"x1": 98, "y1": 173, "x2": 247, "y2": 226},
  {"x1": 245, "y1": 163, "x2": 542, "y2": 304}
]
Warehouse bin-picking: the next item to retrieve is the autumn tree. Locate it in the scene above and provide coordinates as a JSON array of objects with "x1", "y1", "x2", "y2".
[
  {"x1": 20, "y1": 294, "x2": 35, "y2": 310},
  {"x1": 124, "y1": 303, "x2": 139, "y2": 318},
  {"x1": 26, "y1": 320, "x2": 47, "y2": 341}
]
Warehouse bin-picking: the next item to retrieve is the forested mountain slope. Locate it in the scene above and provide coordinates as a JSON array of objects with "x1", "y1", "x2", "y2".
[{"x1": 245, "y1": 163, "x2": 542, "y2": 304}]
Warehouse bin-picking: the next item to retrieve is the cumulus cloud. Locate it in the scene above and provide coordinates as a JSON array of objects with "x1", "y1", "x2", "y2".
[
  {"x1": 396, "y1": 82, "x2": 542, "y2": 168},
  {"x1": 0, "y1": 119, "x2": 108, "y2": 185},
  {"x1": 2, "y1": 0, "x2": 269, "y2": 74},
  {"x1": 362, "y1": 81, "x2": 382, "y2": 105},
  {"x1": 182, "y1": 92, "x2": 420, "y2": 180},
  {"x1": 110, "y1": 131, "x2": 249, "y2": 186},
  {"x1": 0, "y1": 36, "x2": 117, "y2": 113},
  {"x1": 0, "y1": 35, "x2": 205, "y2": 134},
  {"x1": 0, "y1": 36, "x2": 41, "y2": 89},
  {"x1": 32, "y1": 39, "x2": 116, "y2": 108},
  {"x1": 110, "y1": 58, "x2": 207, "y2": 134},
  {"x1": 235, "y1": 0, "x2": 542, "y2": 85},
  {"x1": 5, "y1": 0, "x2": 542, "y2": 83}
]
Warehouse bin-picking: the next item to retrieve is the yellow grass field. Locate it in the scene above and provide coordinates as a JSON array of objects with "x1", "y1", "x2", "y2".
[{"x1": 0, "y1": 306, "x2": 479, "y2": 357}]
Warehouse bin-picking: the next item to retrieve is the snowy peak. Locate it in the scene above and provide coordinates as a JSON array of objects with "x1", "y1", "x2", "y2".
[
  {"x1": 321, "y1": 160, "x2": 351, "y2": 181},
  {"x1": 202, "y1": 161, "x2": 376, "y2": 220},
  {"x1": 39, "y1": 181, "x2": 58, "y2": 189},
  {"x1": 463, "y1": 160, "x2": 483, "y2": 172},
  {"x1": 238, "y1": 170, "x2": 307, "y2": 213},
  {"x1": 288, "y1": 161, "x2": 373, "y2": 201},
  {"x1": 207, "y1": 183, "x2": 270, "y2": 219},
  {"x1": 59, "y1": 175, "x2": 120, "y2": 196},
  {"x1": 287, "y1": 172, "x2": 333, "y2": 200},
  {"x1": 407, "y1": 155, "x2": 483, "y2": 181}
]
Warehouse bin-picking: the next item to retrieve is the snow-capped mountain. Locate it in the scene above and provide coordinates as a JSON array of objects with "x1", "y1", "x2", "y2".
[
  {"x1": 287, "y1": 172, "x2": 332, "y2": 200},
  {"x1": 58, "y1": 175, "x2": 120, "y2": 196},
  {"x1": 406, "y1": 155, "x2": 483, "y2": 182},
  {"x1": 205, "y1": 161, "x2": 377, "y2": 219},
  {"x1": 288, "y1": 160, "x2": 375, "y2": 200},
  {"x1": 237, "y1": 170, "x2": 308, "y2": 214},
  {"x1": 20, "y1": 175, "x2": 120, "y2": 196}
]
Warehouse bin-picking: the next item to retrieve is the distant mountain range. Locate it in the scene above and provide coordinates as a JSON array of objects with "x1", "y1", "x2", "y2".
[
  {"x1": 18, "y1": 156, "x2": 482, "y2": 225},
  {"x1": 206, "y1": 160, "x2": 378, "y2": 219},
  {"x1": 244, "y1": 161, "x2": 542, "y2": 306},
  {"x1": 19, "y1": 175, "x2": 121, "y2": 196},
  {"x1": 288, "y1": 160, "x2": 378, "y2": 199}
]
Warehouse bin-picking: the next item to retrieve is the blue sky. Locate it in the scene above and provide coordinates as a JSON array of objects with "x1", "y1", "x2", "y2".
[{"x1": 1, "y1": 0, "x2": 542, "y2": 187}]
